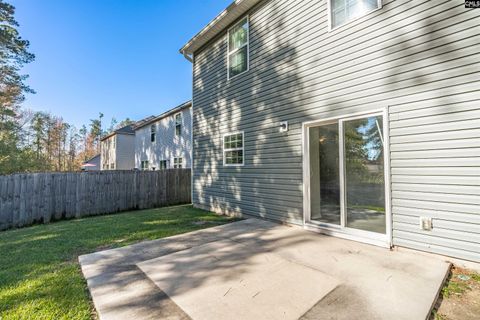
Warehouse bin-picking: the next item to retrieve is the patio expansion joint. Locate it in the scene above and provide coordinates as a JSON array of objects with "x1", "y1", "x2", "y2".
[{"x1": 80, "y1": 219, "x2": 451, "y2": 320}]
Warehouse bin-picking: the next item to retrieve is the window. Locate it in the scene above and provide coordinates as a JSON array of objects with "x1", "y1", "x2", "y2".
[
  {"x1": 173, "y1": 157, "x2": 183, "y2": 169},
  {"x1": 141, "y1": 160, "x2": 149, "y2": 170},
  {"x1": 175, "y1": 113, "x2": 182, "y2": 136},
  {"x1": 150, "y1": 124, "x2": 156, "y2": 142},
  {"x1": 112, "y1": 137, "x2": 116, "y2": 149},
  {"x1": 160, "y1": 160, "x2": 168, "y2": 170},
  {"x1": 228, "y1": 16, "x2": 249, "y2": 78},
  {"x1": 110, "y1": 163, "x2": 115, "y2": 170},
  {"x1": 223, "y1": 132, "x2": 244, "y2": 166},
  {"x1": 330, "y1": 0, "x2": 381, "y2": 29}
]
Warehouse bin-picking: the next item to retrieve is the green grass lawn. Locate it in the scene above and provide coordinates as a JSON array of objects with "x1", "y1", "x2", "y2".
[{"x1": 0, "y1": 205, "x2": 235, "y2": 320}]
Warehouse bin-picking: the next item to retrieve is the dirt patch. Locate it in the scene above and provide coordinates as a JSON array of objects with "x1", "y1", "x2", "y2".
[{"x1": 431, "y1": 267, "x2": 480, "y2": 320}]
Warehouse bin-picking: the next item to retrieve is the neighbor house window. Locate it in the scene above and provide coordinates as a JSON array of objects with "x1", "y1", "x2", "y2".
[
  {"x1": 141, "y1": 160, "x2": 149, "y2": 170},
  {"x1": 223, "y1": 132, "x2": 244, "y2": 166},
  {"x1": 173, "y1": 157, "x2": 183, "y2": 168},
  {"x1": 150, "y1": 124, "x2": 156, "y2": 142},
  {"x1": 330, "y1": 0, "x2": 381, "y2": 29},
  {"x1": 175, "y1": 113, "x2": 182, "y2": 136},
  {"x1": 160, "y1": 160, "x2": 168, "y2": 170},
  {"x1": 110, "y1": 163, "x2": 115, "y2": 170},
  {"x1": 228, "y1": 16, "x2": 249, "y2": 79}
]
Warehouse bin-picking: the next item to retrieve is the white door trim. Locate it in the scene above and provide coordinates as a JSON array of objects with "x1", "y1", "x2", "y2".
[{"x1": 302, "y1": 108, "x2": 392, "y2": 248}]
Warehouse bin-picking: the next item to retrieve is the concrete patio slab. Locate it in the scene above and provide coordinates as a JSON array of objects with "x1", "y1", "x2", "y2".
[
  {"x1": 138, "y1": 239, "x2": 340, "y2": 320},
  {"x1": 79, "y1": 218, "x2": 451, "y2": 320}
]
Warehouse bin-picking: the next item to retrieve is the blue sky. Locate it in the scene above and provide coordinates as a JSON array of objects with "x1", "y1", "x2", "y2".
[{"x1": 11, "y1": 0, "x2": 231, "y2": 128}]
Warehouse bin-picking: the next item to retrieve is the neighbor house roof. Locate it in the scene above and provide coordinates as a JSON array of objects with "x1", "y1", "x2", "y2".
[
  {"x1": 134, "y1": 101, "x2": 192, "y2": 130},
  {"x1": 83, "y1": 154, "x2": 100, "y2": 164},
  {"x1": 180, "y1": 0, "x2": 263, "y2": 57},
  {"x1": 100, "y1": 124, "x2": 135, "y2": 141}
]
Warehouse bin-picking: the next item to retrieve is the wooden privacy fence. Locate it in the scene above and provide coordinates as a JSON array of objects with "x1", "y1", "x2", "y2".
[{"x1": 0, "y1": 169, "x2": 191, "y2": 231}]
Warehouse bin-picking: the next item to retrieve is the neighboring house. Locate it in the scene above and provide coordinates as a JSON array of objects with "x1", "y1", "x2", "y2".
[
  {"x1": 181, "y1": 0, "x2": 480, "y2": 262},
  {"x1": 134, "y1": 101, "x2": 192, "y2": 170},
  {"x1": 100, "y1": 125, "x2": 135, "y2": 170},
  {"x1": 81, "y1": 154, "x2": 100, "y2": 171}
]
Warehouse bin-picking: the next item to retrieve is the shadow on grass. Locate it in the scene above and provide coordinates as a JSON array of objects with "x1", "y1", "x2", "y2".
[{"x1": 0, "y1": 205, "x2": 235, "y2": 319}]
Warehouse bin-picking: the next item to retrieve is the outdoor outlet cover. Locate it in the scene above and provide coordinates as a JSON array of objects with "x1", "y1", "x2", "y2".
[
  {"x1": 280, "y1": 121, "x2": 288, "y2": 133},
  {"x1": 420, "y1": 217, "x2": 433, "y2": 231}
]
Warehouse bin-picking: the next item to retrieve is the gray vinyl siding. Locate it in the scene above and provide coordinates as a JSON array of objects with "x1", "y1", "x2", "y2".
[
  {"x1": 191, "y1": 0, "x2": 480, "y2": 261},
  {"x1": 135, "y1": 107, "x2": 192, "y2": 169}
]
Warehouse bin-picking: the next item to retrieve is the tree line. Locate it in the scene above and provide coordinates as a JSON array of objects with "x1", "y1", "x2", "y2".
[{"x1": 0, "y1": 0, "x2": 132, "y2": 175}]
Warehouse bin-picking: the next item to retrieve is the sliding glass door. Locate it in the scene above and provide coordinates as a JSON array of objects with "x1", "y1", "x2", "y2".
[
  {"x1": 309, "y1": 122, "x2": 341, "y2": 225},
  {"x1": 306, "y1": 112, "x2": 388, "y2": 242},
  {"x1": 344, "y1": 115, "x2": 385, "y2": 234}
]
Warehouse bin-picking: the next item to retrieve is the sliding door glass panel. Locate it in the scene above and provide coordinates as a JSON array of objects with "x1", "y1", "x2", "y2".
[
  {"x1": 344, "y1": 116, "x2": 385, "y2": 234},
  {"x1": 309, "y1": 124, "x2": 341, "y2": 225}
]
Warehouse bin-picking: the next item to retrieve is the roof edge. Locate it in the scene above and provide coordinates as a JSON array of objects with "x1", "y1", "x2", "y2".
[
  {"x1": 134, "y1": 100, "x2": 192, "y2": 131},
  {"x1": 180, "y1": 0, "x2": 262, "y2": 56}
]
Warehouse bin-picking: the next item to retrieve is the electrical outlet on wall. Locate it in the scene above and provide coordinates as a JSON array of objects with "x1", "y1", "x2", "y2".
[{"x1": 420, "y1": 217, "x2": 433, "y2": 231}]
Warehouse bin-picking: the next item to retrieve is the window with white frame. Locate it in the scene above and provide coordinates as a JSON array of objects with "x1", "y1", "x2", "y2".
[
  {"x1": 150, "y1": 124, "x2": 156, "y2": 142},
  {"x1": 173, "y1": 157, "x2": 182, "y2": 168},
  {"x1": 175, "y1": 113, "x2": 182, "y2": 136},
  {"x1": 228, "y1": 16, "x2": 249, "y2": 78},
  {"x1": 141, "y1": 160, "x2": 149, "y2": 170},
  {"x1": 223, "y1": 132, "x2": 244, "y2": 166},
  {"x1": 330, "y1": 0, "x2": 380, "y2": 29},
  {"x1": 159, "y1": 160, "x2": 168, "y2": 170}
]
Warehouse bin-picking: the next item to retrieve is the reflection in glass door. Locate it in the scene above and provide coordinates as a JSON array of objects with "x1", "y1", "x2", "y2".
[
  {"x1": 307, "y1": 113, "x2": 387, "y2": 237},
  {"x1": 344, "y1": 116, "x2": 386, "y2": 234}
]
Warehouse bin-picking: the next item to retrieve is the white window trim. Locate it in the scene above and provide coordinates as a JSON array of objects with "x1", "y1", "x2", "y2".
[
  {"x1": 141, "y1": 160, "x2": 149, "y2": 171},
  {"x1": 327, "y1": 0, "x2": 383, "y2": 32},
  {"x1": 151, "y1": 124, "x2": 157, "y2": 143},
  {"x1": 175, "y1": 112, "x2": 182, "y2": 136},
  {"x1": 173, "y1": 157, "x2": 183, "y2": 168},
  {"x1": 159, "y1": 159, "x2": 168, "y2": 170},
  {"x1": 227, "y1": 15, "x2": 250, "y2": 80},
  {"x1": 223, "y1": 131, "x2": 245, "y2": 167}
]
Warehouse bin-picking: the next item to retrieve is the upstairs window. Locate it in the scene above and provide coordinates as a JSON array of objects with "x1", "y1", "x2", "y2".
[
  {"x1": 141, "y1": 160, "x2": 149, "y2": 170},
  {"x1": 173, "y1": 157, "x2": 183, "y2": 169},
  {"x1": 150, "y1": 124, "x2": 156, "y2": 142},
  {"x1": 175, "y1": 113, "x2": 182, "y2": 136},
  {"x1": 228, "y1": 16, "x2": 249, "y2": 79},
  {"x1": 223, "y1": 132, "x2": 244, "y2": 166},
  {"x1": 330, "y1": 0, "x2": 381, "y2": 29}
]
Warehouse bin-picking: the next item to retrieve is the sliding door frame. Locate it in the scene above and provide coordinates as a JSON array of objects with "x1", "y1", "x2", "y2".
[{"x1": 302, "y1": 108, "x2": 392, "y2": 248}]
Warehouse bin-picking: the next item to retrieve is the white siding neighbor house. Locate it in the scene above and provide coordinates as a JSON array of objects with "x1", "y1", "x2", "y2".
[
  {"x1": 100, "y1": 125, "x2": 135, "y2": 170},
  {"x1": 134, "y1": 101, "x2": 192, "y2": 170},
  {"x1": 181, "y1": 0, "x2": 480, "y2": 262},
  {"x1": 81, "y1": 154, "x2": 100, "y2": 171}
]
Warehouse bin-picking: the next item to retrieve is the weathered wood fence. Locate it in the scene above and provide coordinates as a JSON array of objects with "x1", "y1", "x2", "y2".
[{"x1": 0, "y1": 169, "x2": 191, "y2": 230}]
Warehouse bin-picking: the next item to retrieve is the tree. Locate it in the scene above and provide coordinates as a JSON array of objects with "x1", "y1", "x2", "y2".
[
  {"x1": 0, "y1": 0, "x2": 35, "y2": 174},
  {"x1": 89, "y1": 112, "x2": 103, "y2": 154}
]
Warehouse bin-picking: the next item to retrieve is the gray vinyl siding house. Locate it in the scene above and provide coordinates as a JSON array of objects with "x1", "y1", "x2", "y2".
[
  {"x1": 181, "y1": 0, "x2": 480, "y2": 262},
  {"x1": 134, "y1": 101, "x2": 192, "y2": 170}
]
